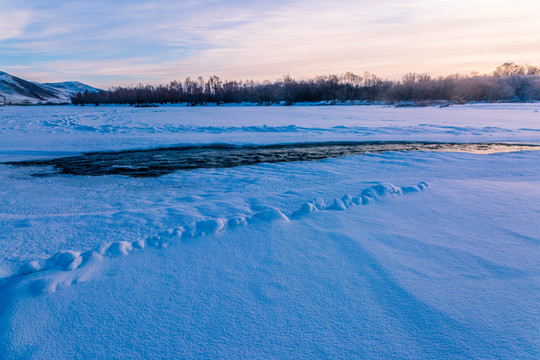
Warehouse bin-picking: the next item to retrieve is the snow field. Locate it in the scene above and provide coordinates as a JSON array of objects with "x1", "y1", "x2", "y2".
[
  {"x1": 1, "y1": 182, "x2": 428, "y2": 296},
  {"x1": 1, "y1": 173, "x2": 537, "y2": 359},
  {"x1": 1, "y1": 104, "x2": 539, "y2": 160},
  {"x1": 0, "y1": 104, "x2": 538, "y2": 359}
]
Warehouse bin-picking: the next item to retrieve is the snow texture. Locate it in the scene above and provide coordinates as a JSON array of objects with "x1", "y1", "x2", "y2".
[{"x1": 0, "y1": 181, "x2": 426, "y2": 296}]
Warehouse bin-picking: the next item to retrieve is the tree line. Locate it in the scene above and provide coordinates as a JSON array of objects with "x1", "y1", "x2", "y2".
[{"x1": 72, "y1": 63, "x2": 540, "y2": 106}]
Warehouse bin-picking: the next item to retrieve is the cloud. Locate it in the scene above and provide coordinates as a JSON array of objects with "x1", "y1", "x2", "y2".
[
  {"x1": 142, "y1": 0, "x2": 540, "y2": 80},
  {"x1": 0, "y1": 5, "x2": 31, "y2": 41},
  {"x1": 2, "y1": 0, "x2": 540, "y2": 87}
]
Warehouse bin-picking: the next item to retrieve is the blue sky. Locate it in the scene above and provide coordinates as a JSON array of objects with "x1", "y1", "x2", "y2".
[{"x1": 1, "y1": 0, "x2": 539, "y2": 88}]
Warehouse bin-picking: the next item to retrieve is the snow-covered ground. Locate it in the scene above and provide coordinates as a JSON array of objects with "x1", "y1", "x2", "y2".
[
  {"x1": 0, "y1": 104, "x2": 539, "y2": 359},
  {"x1": 1, "y1": 103, "x2": 540, "y2": 161}
]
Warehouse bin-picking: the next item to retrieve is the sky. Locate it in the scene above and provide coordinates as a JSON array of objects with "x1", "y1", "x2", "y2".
[{"x1": 1, "y1": 0, "x2": 540, "y2": 88}]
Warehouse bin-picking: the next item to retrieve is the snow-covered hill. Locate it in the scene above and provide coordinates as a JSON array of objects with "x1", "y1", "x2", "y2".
[{"x1": 0, "y1": 71, "x2": 100, "y2": 105}]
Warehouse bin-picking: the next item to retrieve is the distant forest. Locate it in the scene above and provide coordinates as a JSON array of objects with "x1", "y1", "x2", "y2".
[{"x1": 72, "y1": 63, "x2": 540, "y2": 106}]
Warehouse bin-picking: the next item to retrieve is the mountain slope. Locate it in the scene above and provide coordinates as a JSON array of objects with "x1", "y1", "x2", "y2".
[
  {"x1": 0, "y1": 71, "x2": 100, "y2": 104},
  {"x1": 41, "y1": 81, "x2": 100, "y2": 95}
]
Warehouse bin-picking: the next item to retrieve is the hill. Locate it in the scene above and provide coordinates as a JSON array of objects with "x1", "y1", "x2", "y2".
[{"x1": 0, "y1": 71, "x2": 100, "y2": 105}]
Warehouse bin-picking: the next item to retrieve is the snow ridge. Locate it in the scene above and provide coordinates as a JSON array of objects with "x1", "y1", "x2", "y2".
[{"x1": 0, "y1": 182, "x2": 428, "y2": 295}]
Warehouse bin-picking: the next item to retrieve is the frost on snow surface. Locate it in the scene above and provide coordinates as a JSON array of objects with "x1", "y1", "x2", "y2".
[{"x1": 0, "y1": 104, "x2": 539, "y2": 359}]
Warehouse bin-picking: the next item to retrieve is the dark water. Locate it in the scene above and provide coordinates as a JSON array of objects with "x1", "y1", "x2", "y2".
[{"x1": 4, "y1": 142, "x2": 539, "y2": 178}]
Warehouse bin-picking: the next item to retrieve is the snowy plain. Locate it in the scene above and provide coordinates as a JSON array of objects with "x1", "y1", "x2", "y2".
[
  {"x1": 0, "y1": 104, "x2": 539, "y2": 359},
  {"x1": 1, "y1": 103, "x2": 540, "y2": 161}
]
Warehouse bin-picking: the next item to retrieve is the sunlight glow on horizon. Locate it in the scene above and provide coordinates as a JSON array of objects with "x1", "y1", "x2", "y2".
[{"x1": 1, "y1": 0, "x2": 539, "y2": 88}]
